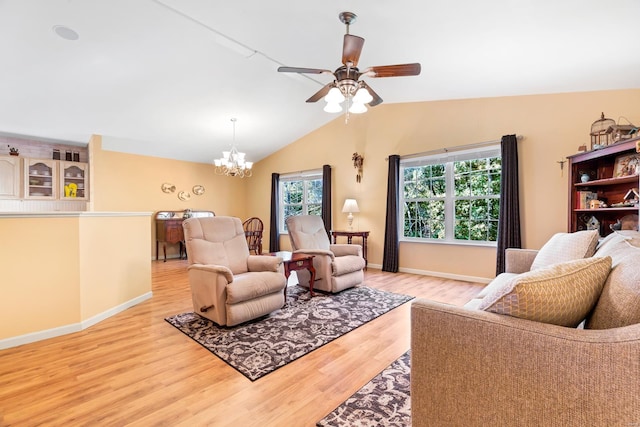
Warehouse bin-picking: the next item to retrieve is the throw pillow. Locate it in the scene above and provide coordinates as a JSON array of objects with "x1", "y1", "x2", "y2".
[
  {"x1": 586, "y1": 238, "x2": 640, "y2": 329},
  {"x1": 478, "y1": 256, "x2": 612, "y2": 327},
  {"x1": 530, "y1": 230, "x2": 599, "y2": 270}
]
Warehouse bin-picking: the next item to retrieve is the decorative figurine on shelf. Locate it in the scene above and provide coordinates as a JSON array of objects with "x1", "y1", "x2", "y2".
[
  {"x1": 7, "y1": 145, "x2": 18, "y2": 156},
  {"x1": 352, "y1": 152, "x2": 364, "y2": 183},
  {"x1": 586, "y1": 215, "x2": 600, "y2": 235}
]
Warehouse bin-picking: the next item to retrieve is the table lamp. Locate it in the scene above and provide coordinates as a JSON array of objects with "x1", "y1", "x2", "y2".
[{"x1": 342, "y1": 199, "x2": 360, "y2": 231}]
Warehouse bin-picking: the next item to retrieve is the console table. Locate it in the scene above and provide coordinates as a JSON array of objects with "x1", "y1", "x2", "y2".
[
  {"x1": 330, "y1": 230, "x2": 369, "y2": 268},
  {"x1": 155, "y1": 210, "x2": 215, "y2": 261}
]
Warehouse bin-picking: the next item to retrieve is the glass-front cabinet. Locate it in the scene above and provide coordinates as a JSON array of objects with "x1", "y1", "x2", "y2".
[
  {"x1": 60, "y1": 161, "x2": 89, "y2": 200},
  {"x1": 25, "y1": 158, "x2": 57, "y2": 199}
]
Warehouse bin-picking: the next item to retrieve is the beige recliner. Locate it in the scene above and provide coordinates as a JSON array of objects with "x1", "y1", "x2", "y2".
[
  {"x1": 182, "y1": 216, "x2": 286, "y2": 326},
  {"x1": 286, "y1": 215, "x2": 366, "y2": 293}
]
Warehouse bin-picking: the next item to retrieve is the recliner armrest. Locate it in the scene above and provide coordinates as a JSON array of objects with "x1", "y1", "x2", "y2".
[
  {"x1": 247, "y1": 255, "x2": 282, "y2": 272},
  {"x1": 330, "y1": 244, "x2": 362, "y2": 257},
  {"x1": 292, "y1": 248, "x2": 335, "y2": 259},
  {"x1": 187, "y1": 263, "x2": 234, "y2": 283},
  {"x1": 505, "y1": 248, "x2": 538, "y2": 273}
]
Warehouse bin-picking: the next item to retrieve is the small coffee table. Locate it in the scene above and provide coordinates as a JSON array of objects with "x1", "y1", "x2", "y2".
[{"x1": 269, "y1": 251, "x2": 316, "y2": 297}]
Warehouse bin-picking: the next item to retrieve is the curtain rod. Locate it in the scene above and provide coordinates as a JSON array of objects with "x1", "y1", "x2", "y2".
[{"x1": 386, "y1": 135, "x2": 524, "y2": 161}]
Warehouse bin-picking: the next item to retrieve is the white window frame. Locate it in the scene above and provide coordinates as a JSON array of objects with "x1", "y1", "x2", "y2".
[
  {"x1": 279, "y1": 169, "x2": 323, "y2": 233},
  {"x1": 399, "y1": 145, "x2": 501, "y2": 246}
]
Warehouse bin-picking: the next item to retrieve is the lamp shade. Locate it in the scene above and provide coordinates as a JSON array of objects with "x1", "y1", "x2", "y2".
[{"x1": 342, "y1": 199, "x2": 360, "y2": 213}]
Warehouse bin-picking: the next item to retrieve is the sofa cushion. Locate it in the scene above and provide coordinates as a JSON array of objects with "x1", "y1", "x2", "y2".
[
  {"x1": 530, "y1": 230, "x2": 599, "y2": 270},
  {"x1": 477, "y1": 256, "x2": 612, "y2": 327},
  {"x1": 586, "y1": 234, "x2": 640, "y2": 329}
]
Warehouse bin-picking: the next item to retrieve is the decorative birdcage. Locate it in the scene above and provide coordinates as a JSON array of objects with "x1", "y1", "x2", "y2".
[
  {"x1": 590, "y1": 112, "x2": 615, "y2": 150},
  {"x1": 605, "y1": 116, "x2": 637, "y2": 144}
]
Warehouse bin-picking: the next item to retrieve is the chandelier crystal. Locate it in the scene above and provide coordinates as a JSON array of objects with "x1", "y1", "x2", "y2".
[{"x1": 213, "y1": 118, "x2": 253, "y2": 178}]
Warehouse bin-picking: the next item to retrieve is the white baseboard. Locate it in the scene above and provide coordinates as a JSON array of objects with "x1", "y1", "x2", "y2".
[
  {"x1": 366, "y1": 263, "x2": 490, "y2": 284},
  {"x1": 398, "y1": 267, "x2": 491, "y2": 284},
  {"x1": 81, "y1": 292, "x2": 153, "y2": 329},
  {"x1": 0, "y1": 292, "x2": 153, "y2": 351}
]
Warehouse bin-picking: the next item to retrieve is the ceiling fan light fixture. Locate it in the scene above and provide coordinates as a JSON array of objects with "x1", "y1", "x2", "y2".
[
  {"x1": 349, "y1": 102, "x2": 367, "y2": 114},
  {"x1": 325, "y1": 87, "x2": 346, "y2": 104},
  {"x1": 353, "y1": 87, "x2": 373, "y2": 104},
  {"x1": 324, "y1": 102, "x2": 343, "y2": 113}
]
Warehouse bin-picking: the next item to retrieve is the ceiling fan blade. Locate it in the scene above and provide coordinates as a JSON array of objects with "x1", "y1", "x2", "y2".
[
  {"x1": 278, "y1": 66, "x2": 333, "y2": 75},
  {"x1": 342, "y1": 34, "x2": 365, "y2": 67},
  {"x1": 364, "y1": 63, "x2": 421, "y2": 78},
  {"x1": 361, "y1": 82, "x2": 383, "y2": 107},
  {"x1": 306, "y1": 83, "x2": 334, "y2": 103}
]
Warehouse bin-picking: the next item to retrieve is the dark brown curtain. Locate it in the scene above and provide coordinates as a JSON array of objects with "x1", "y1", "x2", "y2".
[
  {"x1": 496, "y1": 134, "x2": 521, "y2": 274},
  {"x1": 322, "y1": 164, "x2": 332, "y2": 235},
  {"x1": 269, "y1": 172, "x2": 280, "y2": 252},
  {"x1": 382, "y1": 155, "x2": 400, "y2": 272}
]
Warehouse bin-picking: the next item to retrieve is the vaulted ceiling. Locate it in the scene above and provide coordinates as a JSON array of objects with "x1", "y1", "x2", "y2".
[{"x1": 1, "y1": 0, "x2": 639, "y2": 163}]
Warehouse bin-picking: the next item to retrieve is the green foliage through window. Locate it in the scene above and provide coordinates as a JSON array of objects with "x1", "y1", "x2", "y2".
[
  {"x1": 280, "y1": 176, "x2": 323, "y2": 231},
  {"x1": 401, "y1": 149, "x2": 501, "y2": 243}
]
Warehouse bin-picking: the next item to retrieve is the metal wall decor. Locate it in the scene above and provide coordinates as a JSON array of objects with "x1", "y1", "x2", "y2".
[
  {"x1": 161, "y1": 183, "x2": 176, "y2": 193},
  {"x1": 193, "y1": 185, "x2": 205, "y2": 195},
  {"x1": 352, "y1": 152, "x2": 364, "y2": 183}
]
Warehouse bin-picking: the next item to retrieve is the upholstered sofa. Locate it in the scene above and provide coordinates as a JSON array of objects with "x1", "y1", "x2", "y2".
[{"x1": 411, "y1": 230, "x2": 640, "y2": 426}]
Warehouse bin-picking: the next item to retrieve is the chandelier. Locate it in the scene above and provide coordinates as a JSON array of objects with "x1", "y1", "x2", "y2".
[{"x1": 213, "y1": 118, "x2": 253, "y2": 178}]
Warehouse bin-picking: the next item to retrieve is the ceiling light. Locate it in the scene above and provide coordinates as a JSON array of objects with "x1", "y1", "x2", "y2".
[
  {"x1": 324, "y1": 102, "x2": 343, "y2": 113},
  {"x1": 52, "y1": 25, "x2": 79, "y2": 41},
  {"x1": 213, "y1": 118, "x2": 253, "y2": 178},
  {"x1": 325, "y1": 87, "x2": 346, "y2": 104},
  {"x1": 349, "y1": 102, "x2": 367, "y2": 114},
  {"x1": 353, "y1": 87, "x2": 373, "y2": 104},
  {"x1": 323, "y1": 81, "x2": 373, "y2": 121}
]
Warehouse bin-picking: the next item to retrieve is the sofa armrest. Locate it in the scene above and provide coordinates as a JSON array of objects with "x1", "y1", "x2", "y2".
[
  {"x1": 505, "y1": 248, "x2": 538, "y2": 273},
  {"x1": 411, "y1": 298, "x2": 640, "y2": 426},
  {"x1": 330, "y1": 243, "x2": 362, "y2": 257},
  {"x1": 187, "y1": 263, "x2": 233, "y2": 283},
  {"x1": 247, "y1": 255, "x2": 282, "y2": 272}
]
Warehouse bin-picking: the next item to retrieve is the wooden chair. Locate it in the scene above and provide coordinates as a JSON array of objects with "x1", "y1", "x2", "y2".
[{"x1": 242, "y1": 217, "x2": 264, "y2": 255}]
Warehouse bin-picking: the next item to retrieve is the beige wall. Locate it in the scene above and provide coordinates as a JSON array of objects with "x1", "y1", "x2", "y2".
[
  {"x1": 0, "y1": 217, "x2": 81, "y2": 337},
  {"x1": 248, "y1": 89, "x2": 640, "y2": 280},
  {"x1": 79, "y1": 215, "x2": 151, "y2": 320},
  {"x1": 0, "y1": 213, "x2": 151, "y2": 343},
  {"x1": 89, "y1": 136, "x2": 248, "y2": 259}
]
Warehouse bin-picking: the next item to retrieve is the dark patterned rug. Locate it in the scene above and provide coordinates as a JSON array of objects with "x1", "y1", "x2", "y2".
[
  {"x1": 317, "y1": 351, "x2": 411, "y2": 427},
  {"x1": 165, "y1": 286, "x2": 413, "y2": 381}
]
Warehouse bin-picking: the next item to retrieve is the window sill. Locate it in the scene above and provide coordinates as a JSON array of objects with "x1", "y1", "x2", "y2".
[{"x1": 399, "y1": 238, "x2": 497, "y2": 248}]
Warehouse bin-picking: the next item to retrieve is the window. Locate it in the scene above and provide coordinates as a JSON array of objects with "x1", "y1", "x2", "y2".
[
  {"x1": 400, "y1": 146, "x2": 501, "y2": 245},
  {"x1": 279, "y1": 170, "x2": 323, "y2": 232}
]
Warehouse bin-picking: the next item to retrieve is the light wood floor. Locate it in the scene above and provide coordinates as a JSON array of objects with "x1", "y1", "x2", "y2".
[{"x1": 0, "y1": 260, "x2": 484, "y2": 427}]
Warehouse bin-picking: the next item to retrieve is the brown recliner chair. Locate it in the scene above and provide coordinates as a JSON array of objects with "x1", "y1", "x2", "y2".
[
  {"x1": 182, "y1": 216, "x2": 286, "y2": 326},
  {"x1": 286, "y1": 215, "x2": 366, "y2": 293}
]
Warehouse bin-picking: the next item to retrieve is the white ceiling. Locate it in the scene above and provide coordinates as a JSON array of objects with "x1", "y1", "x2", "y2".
[{"x1": 1, "y1": 0, "x2": 639, "y2": 163}]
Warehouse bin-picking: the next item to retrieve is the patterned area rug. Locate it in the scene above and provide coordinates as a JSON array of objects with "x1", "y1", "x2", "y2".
[
  {"x1": 165, "y1": 286, "x2": 413, "y2": 381},
  {"x1": 317, "y1": 351, "x2": 411, "y2": 427}
]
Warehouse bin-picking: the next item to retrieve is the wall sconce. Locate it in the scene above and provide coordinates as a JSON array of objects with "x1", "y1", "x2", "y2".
[{"x1": 342, "y1": 199, "x2": 360, "y2": 231}]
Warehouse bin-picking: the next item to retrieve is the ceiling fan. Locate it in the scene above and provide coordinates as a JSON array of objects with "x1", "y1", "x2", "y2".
[{"x1": 278, "y1": 11, "x2": 421, "y2": 115}]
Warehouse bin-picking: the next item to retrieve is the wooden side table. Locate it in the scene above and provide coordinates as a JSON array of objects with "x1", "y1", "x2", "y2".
[
  {"x1": 330, "y1": 230, "x2": 370, "y2": 268},
  {"x1": 269, "y1": 251, "x2": 317, "y2": 297}
]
